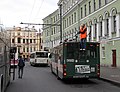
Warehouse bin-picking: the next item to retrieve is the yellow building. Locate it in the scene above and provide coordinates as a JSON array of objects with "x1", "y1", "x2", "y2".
[{"x1": 7, "y1": 26, "x2": 41, "y2": 59}]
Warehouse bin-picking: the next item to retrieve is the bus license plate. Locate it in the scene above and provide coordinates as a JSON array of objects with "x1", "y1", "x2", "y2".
[{"x1": 75, "y1": 65, "x2": 90, "y2": 73}]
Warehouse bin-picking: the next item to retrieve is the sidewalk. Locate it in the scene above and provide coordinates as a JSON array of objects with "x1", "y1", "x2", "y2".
[{"x1": 100, "y1": 66, "x2": 120, "y2": 87}]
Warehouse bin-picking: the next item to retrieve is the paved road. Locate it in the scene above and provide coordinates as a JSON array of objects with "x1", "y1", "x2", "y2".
[{"x1": 6, "y1": 62, "x2": 120, "y2": 92}]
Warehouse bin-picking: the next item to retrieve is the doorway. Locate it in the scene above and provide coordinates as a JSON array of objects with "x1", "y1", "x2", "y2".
[{"x1": 112, "y1": 50, "x2": 116, "y2": 67}]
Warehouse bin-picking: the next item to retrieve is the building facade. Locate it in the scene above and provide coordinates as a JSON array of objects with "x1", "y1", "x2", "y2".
[
  {"x1": 42, "y1": 9, "x2": 60, "y2": 50},
  {"x1": 42, "y1": 0, "x2": 120, "y2": 67},
  {"x1": 7, "y1": 26, "x2": 41, "y2": 59}
]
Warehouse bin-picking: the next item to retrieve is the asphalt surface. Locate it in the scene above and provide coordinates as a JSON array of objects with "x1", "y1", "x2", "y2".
[{"x1": 6, "y1": 62, "x2": 120, "y2": 92}]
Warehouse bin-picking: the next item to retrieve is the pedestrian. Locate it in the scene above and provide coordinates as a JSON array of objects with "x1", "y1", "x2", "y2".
[
  {"x1": 77, "y1": 24, "x2": 87, "y2": 50},
  {"x1": 18, "y1": 56, "x2": 25, "y2": 78}
]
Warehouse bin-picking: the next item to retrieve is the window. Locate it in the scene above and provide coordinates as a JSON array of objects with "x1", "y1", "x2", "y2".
[
  {"x1": 105, "y1": 0, "x2": 107, "y2": 4},
  {"x1": 18, "y1": 38, "x2": 21, "y2": 43},
  {"x1": 18, "y1": 48, "x2": 20, "y2": 53},
  {"x1": 54, "y1": 27, "x2": 55, "y2": 34},
  {"x1": 18, "y1": 32, "x2": 20, "y2": 36},
  {"x1": 102, "y1": 47, "x2": 105, "y2": 58},
  {"x1": 67, "y1": 43, "x2": 79, "y2": 59},
  {"x1": 95, "y1": 24, "x2": 97, "y2": 38},
  {"x1": 100, "y1": 22, "x2": 102, "y2": 37},
  {"x1": 89, "y1": 26, "x2": 92, "y2": 41},
  {"x1": 81, "y1": 7, "x2": 83, "y2": 18},
  {"x1": 26, "y1": 39, "x2": 29, "y2": 43},
  {"x1": 23, "y1": 47, "x2": 25, "y2": 52},
  {"x1": 65, "y1": 20, "x2": 66, "y2": 28},
  {"x1": 72, "y1": 14, "x2": 73, "y2": 24},
  {"x1": 23, "y1": 39, "x2": 25, "y2": 43},
  {"x1": 34, "y1": 39, "x2": 36, "y2": 43},
  {"x1": 30, "y1": 47, "x2": 32, "y2": 52},
  {"x1": 74, "y1": 12, "x2": 76, "y2": 23},
  {"x1": 99, "y1": 0, "x2": 101, "y2": 8},
  {"x1": 106, "y1": 19, "x2": 109, "y2": 36},
  {"x1": 94, "y1": 0, "x2": 96, "y2": 11},
  {"x1": 113, "y1": 15, "x2": 116, "y2": 32},
  {"x1": 84, "y1": 4, "x2": 86, "y2": 16},
  {"x1": 30, "y1": 53, "x2": 35, "y2": 58},
  {"x1": 69, "y1": 16, "x2": 71, "y2": 25},
  {"x1": 89, "y1": 1, "x2": 91, "y2": 14},
  {"x1": 27, "y1": 47, "x2": 29, "y2": 52},
  {"x1": 67, "y1": 18, "x2": 69, "y2": 27},
  {"x1": 34, "y1": 47, "x2": 36, "y2": 51},
  {"x1": 12, "y1": 39, "x2": 15, "y2": 43},
  {"x1": 51, "y1": 29, "x2": 53, "y2": 35},
  {"x1": 36, "y1": 52, "x2": 48, "y2": 58}
]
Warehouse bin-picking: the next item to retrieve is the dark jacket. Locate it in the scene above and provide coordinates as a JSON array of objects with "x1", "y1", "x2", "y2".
[{"x1": 18, "y1": 58, "x2": 25, "y2": 67}]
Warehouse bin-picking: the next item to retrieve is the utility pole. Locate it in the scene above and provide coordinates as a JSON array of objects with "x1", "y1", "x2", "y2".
[{"x1": 59, "y1": 4, "x2": 62, "y2": 44}]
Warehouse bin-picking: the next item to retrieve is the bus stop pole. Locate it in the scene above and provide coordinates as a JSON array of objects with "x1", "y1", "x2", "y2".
[{"x1": 13, "y1": 53, "x2": 15, "y2": 80}]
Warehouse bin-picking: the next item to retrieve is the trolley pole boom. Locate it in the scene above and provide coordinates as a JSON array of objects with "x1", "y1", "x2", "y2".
[{"x1": 20, "y1": 22, "x2": 60, "y2": 26}]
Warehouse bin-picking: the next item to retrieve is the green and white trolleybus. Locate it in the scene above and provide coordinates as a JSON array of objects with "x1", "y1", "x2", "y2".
[{"x1": 49, "y1": 42, "x2": 100, "y2": 79}]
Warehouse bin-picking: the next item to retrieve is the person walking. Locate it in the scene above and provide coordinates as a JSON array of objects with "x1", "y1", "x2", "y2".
[
  {"x1": 77, "y1": 24, "x2": 87, "y2": 50},
  {"x1": 18, "y1": 56, "x2": 25, "y2": 79}
]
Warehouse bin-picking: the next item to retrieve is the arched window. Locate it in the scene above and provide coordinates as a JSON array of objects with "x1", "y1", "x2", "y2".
[
  {"x1": 94, "y1": 18, "x2": 97, "y2": 38},
  {"x1": 89, "y1": 20, "x2": 92, "y2": 41},
  {"x1": 111, "y1": 8, "x2": 117, "y2": 32},
  {"x1": 99, "y1": 15, "x2": 103, "y2": 37},
  {"x1": 105, "y1": 12, "x2": 109, "y2": 36}
]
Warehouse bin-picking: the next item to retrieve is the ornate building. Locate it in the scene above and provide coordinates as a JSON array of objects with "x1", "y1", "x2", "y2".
[{"x1": 7, "y1": 26, "x2": 41, "y2": 59}]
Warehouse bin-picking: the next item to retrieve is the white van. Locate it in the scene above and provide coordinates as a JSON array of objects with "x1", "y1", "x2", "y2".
[{"x1": 29, "y1": 51, "x2": 49, "y2": 66}]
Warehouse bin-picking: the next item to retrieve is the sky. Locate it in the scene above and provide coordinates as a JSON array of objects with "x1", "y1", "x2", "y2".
[{"x1": 0, "y1": 0, "x2": 59, "y2": 30}]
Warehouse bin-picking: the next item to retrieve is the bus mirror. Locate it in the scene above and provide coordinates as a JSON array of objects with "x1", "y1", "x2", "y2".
[
  {"x1": 49, "y1": 54, "x2": 52, "y2": 58},
  {"x1": 59, "y1": 56, "x2": 61, "y2": 59}
]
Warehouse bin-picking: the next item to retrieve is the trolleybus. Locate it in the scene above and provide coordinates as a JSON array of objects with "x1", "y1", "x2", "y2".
[
  {"x1": 49, "y1": 42, "x2": 100, "y2": 80},
  {"x1": 0, "y1": 25, "x2": 10, "y2": 92}
]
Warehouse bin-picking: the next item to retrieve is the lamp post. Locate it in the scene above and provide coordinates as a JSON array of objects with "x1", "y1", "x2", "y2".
[
  {"x1": 39, "y1": 29, "x2": 41, "y2": 51},
  {"x1": 59, "y1": 4, "x2": 62, "y2": 44}
]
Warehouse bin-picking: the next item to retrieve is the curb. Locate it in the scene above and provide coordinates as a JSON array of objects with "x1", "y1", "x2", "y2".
[{"x1": 99, "y1": 77, "x2": 120, "y2": 87}]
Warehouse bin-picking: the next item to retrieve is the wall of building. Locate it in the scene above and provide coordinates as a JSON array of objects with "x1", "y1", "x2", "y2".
[{"x1": 43, "y1": 0, "x2": 120, "y2": 67}]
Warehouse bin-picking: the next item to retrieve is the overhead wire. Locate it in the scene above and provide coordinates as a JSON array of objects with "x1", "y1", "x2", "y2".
[
  {"x1": 28, "y1": 0, "x2": 45, "y2": 30},
  {"x1": 29, "y1": 0, "x2": 37, "y2": 22},
  {"x1": 35, "y1": 0, "x2": 45, "y2": 19}
]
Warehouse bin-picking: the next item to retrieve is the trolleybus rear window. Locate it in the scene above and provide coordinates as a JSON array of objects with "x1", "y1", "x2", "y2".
[{"x1": 66, "y1": 43, "x2": 79, "y2": 59}]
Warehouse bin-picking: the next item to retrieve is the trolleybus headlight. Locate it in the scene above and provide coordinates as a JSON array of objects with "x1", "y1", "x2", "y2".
[{"x1": 75, "y1": 60, "x2": 78, "y2": 63}]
